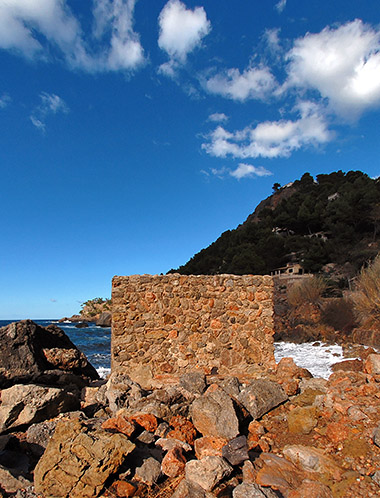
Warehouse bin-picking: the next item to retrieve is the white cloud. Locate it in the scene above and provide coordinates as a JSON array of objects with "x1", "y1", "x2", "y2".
[
  {"x1": 203, "y1": 101, "x2": 331, "y2": 159},
  {"x1": 208, "y1": 112, "x2": 228, "y2": 122},
  {"x1": 0, "y1": 0, "x2": 145, "y2": 72},
  {"x1": 204, "y1": 66, "x2": 277, "y2": 101},
  {"x1": 230, "y1": 163, "x2": 273, "y2": 179},
  {"x1": 92, "y1": 0, "x2": 145, "y2": 71},
  {"x1": 30, "y1": 92, "x2": 68, "y2": 131},
  {"x1": 0, "y1": 93, "x2": 11, "y2": 108},
  {"x1": 285, "y1": 20, "x2": 380, "y2": 118},
  {"x1": 158, "y1": 0, "x2": 211, "y2": 75},
  {"x1": 275, "y1": 0, "x2": 287, "y2": 14}
]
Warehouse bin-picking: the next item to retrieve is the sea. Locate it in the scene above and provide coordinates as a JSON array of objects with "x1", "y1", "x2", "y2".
[{"x1": 0, "y1": 319, "x2": 349, "y2": 380}]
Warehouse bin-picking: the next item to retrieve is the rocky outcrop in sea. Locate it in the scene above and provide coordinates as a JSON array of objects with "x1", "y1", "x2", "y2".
[{"x1": 0, "y1": 321, "x2": 379, "y2": 498}]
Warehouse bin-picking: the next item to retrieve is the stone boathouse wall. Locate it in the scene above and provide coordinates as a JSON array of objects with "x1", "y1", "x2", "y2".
[{"x1": 111, "y1": 274, "x2": 275, "y2": 387}]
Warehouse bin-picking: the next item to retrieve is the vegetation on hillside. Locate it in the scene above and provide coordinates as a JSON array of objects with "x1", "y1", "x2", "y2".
[
  {"x1": 80, "y1": 297, "x2": 111, "y2": 317},
  {"x1": 170, "y1": 171, "x2": 380, "y2": 277}
]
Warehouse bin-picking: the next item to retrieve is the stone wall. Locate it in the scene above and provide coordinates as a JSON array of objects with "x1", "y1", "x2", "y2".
[{"x1": 112, "y1": 274, "x2": 275, "y2": 387}]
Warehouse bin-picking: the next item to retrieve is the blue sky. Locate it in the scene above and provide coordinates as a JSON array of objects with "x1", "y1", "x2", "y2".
[{"x1": 1, "y1": 0, "x2": 380, "y2": 318}]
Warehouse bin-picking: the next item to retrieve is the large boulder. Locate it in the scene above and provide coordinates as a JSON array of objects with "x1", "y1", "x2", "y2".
[
  {"x1": 190, "y1": 388, "x2": 239, "y2": 440},
  {"x1": 0, "y1": 384, "x2": 78, "y2": 433},
  {"x1": 238, "y1": 379, "x2": 287, "y2": 419},
  {"x1": 34, "y1": 417, "x2": 135, "y2": 498},
  {"x1": 0, "y1": 320, "x2": 98, "y2": 388}
]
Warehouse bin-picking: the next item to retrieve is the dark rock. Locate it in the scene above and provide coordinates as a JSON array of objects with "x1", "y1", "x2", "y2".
[
  {"x1": 26, "y1": 420, "x2": 58, "y2": 457},
  {"x1": 238, "y1": 379, "x2": 287, "y2": 419},
  {"x1": 96, "y1": 312, "x2": 112, "y2": 327},
  {"x1": 373, "y1": 425, "x2": 380, "y2": 447},
  {"x1": 34, "y1": 417, "x2": 135, "y2": 498},
  {"x1": 75, "y1": 322, "x2": 88, "y2": 328},
  {"x1": 0, "y1": 320, "x2": 98, "y2": 389},
  {"x1": 222, "y1": 435, "x2": 249, "y2": 466},
  {"x1": 180, "y1": 372, "x2": 206, "y2": 395}
]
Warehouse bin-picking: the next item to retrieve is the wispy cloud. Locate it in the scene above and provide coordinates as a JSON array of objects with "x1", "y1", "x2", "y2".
[
  {"x1": 158, "y1": 0, "x2": 211, "y2": 77},
  {"x1": 275, "y1": 0, "x2": 287, "y2": 14},
  {"x1": 30, "y1": 92, "x2": 68, "y2": 132},
  {"x1": 204, "y1": 66, "x2": 277, "y2": 102},
  {"x1": 204, "y1": 163, "x2": 272, "y2": 180},
  {"x1": 208, "y1": 112, "x2": 228, "y2": 123},
  {"x1": 0, "y1": 93, "x2": 11, "y2": 108},
  {"x1": 203, "y1": 101, "x2": 331, "y2": 159},
  {"x1": 0, "y1": 0, "x2": 145, "y2": 72}
]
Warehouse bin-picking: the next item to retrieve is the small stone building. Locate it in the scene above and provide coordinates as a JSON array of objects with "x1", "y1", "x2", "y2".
[{"x1": 111, "y1": 274, "x2": 275, "y2": 388}]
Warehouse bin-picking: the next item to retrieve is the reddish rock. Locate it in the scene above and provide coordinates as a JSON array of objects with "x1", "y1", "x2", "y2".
[
  {"x1": 325, "y1": 421, "x2": 349, "y2": 444},
  {"x1": 256, "y1": 453, "x2": 305, "y2": 495},
  {"x1": 247, "y1": 421, "x2": 265, "y2": 450},
  {"x1": 167, "y1": 416, "x2": 197, "y2": 445},
  {"x1": 276, "y1": 357, "x2": 312, "y2": 395},
  {"x1": 161, "y1": 447, "x2": 187, "y2": 477},
  {"x1": 287, "y1": 480, "x2": 333, "y2": 498},
  {"x1": 194, "y1": 437, "x2": 227, "y2": 459},
  {"x1": 112, "y1": 480, "x2": 137, "y2": 497},
  {"x1": 331, "y1": 359, "x2": 363, "y2": 373},
  {"x1": 102, "y1": 416, "x2": 136, "y2": 437},
  {"x1": 242, "y1": 460, "x2": 256, "y2": 483},
  {"x1": 130, "y1": 413, "x2": 158, "y2": 433}
]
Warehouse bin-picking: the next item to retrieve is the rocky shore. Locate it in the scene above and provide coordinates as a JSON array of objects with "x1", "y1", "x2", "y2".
[{"x1": 0, "y1": 321, "x2": 379, "y2": 498}]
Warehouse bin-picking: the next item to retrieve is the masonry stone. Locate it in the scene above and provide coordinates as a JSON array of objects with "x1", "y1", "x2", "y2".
[{"x1": 112, "y1": 274, "x2": 275, "y2": 387}]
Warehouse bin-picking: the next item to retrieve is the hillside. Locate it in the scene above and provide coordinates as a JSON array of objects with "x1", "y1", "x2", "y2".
[{"x1": 170, "y1": 171, "x2": 380, "y2": 279}]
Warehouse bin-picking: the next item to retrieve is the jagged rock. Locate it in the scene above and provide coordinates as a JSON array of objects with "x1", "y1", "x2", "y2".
[
  {"x1": 34, "y1": 417, "x2": 135, "y2": 498},
  {"x1": 26, "y1": 419, "x2": 58, "y2": 456},
  {"x1": 190, "y1": 388, "x2": 239, "y2": 440},
  {"x1": 156, "y1": 438, "x2": 192, "y2": 453},
  {"x1": 134, "y1": 457, "x2": 161, "y2": 485},
  {"x1": 238, "y1": 379, "x2": 287, "y2": 419},
  {"x1": 364, "y1": 354, "x2": 380, "y2": 374},
  {"x1": 222, "y1": 435, "x2": 249, "y2": 466},
  {"x1": 372, "y1": 470, "x2": 380, "y2": 486},
  {"x1": 215, "y1": 376, "x2": 241, "y2": 398},
  {"x1": 194, "y1": 437, "x2": 227, "y2": 459},
  {"x1": 0, "y1": 384, "x2": 78, "y2": 433},
  {"x1": 283, "y1": 445, "x2": 341, "y2": 476},
  {"x1": 105, "y1": 372, "x2": 145, "y2": 413},
  {"x1": 0, "y1": 465, "x2": 32, "y2": 494},
  {"x1": 161, "y1": 447, "x2": 187, "y2": 477},
  {"x1": 372, "y1": 425, "x2": 380, "y2": 447},
  {"x1": 171, "y1": 479, "x2": 214, "y2": 498},
  {"x1": 0, "y1": 320, "x2": 98, "y2": 388},
  {"x1": 96, "y1": 312, "x2": 112, "y2": 327},
  {"x1": 167, "y1": 415, "x2": 197, "y2": 445},
  {"x1": 137, "y1": 430, "x2": 156, "y2": 445},
  {"x1": 233, "y1": 483, "x2": 278, "y2": 498},
  {"x1": 256, "y1": 453, "x2": 305, "y2": 495},
  {"x1": 179, "y1": 372, "x2": 206, "y2": 395},
  {"x1": 185, "y1": 456, "x2": 232, "y2": 491}
]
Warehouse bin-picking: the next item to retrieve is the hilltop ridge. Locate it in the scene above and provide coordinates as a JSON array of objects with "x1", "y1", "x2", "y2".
[{"x1": 170, "y1": 171, "x2": 380, "y2": 279}]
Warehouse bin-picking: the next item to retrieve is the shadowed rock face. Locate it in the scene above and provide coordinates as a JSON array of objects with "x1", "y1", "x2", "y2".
[{"x1": 0, "y1": 320, "x2": 99, "y2": 388}]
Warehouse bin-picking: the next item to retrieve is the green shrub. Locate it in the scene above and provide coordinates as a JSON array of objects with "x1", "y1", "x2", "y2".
[{"x1": 353, "y1": 254, "x2": 380, "y2": 329}]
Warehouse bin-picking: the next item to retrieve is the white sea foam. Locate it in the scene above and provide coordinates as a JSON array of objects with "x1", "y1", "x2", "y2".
[
  {"x1": 274, "y1": 341, "x2": 344, "y2": 379},
  {"x1": 97, "y1": 366, "x2": 111, "y2": 379}
]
